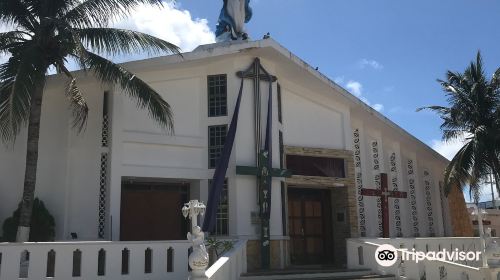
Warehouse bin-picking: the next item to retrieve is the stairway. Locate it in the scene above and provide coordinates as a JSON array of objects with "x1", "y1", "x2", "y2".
[{"x1": 240, "y1": 268, "x2": 395, "y2": 280}]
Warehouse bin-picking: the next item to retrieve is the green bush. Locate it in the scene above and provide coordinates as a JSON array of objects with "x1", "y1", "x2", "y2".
[{"x1": 2, "y1": 198, "x2": 55, "y2": 242}]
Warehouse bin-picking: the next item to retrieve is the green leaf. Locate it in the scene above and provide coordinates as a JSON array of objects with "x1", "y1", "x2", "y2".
[
  {"x1": 83, "y1": 51, "x2": 174, "y2": 132},
  {"x1": 65, "y1": 77, "x2": 89, "y2": 132},
  {"x1": 0, "y1": 49, "x2": 47, "y2": 141},
  {"x1": 77, "y1": 28, "x2": 180, "y2": 56}
]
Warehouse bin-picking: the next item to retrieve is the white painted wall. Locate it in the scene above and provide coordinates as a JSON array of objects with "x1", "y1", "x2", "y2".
[
  {"x1": 281, "y1": 84, "x2": 347, "y2": 151},
  {"x1": 350, "y1": 108, "x2": 449, "y2": 238},
  {"x1": 0, "y1": 77, "x2": 105, "y2": 241},
  {"x1": 0, "y1": 129, "x2": 27, "y2": 237}
]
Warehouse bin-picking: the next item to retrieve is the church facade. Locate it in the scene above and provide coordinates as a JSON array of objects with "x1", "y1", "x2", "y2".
[{"x1": 0, "y1": 39, "x2": 472, "y2": 269}]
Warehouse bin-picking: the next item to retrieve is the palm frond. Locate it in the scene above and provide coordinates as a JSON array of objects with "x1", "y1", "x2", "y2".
[
  {"x1": 492, "y1": 68, "x2": 500, "y2": 85},
  {"x1": 469, "y1": 186, "x2": 481, "y2": 204},
  {"x1": 0, "y1": 31, "x2": 29, "y2": 55},
  {"x1": 441, "y1": 129, "x2": 466, "y2": 141},
  {"x1": 443, "y1": 140, "x2": 475, "y2": 193},
  {"x1": 0, "y1": 49, "x2": 47, "y2": 141},
  {"x1": 83, "y1": 51, "x2": 173, "y2": 132},
  {"x1": 23, "y1": 0, "x2": 80, "y2": 18},
  {"x1": 56, "y1": 62, "x2": 89, "y2": 132},
  {"x1": 77, "y1": 28, "x2": 180, "y2": 56},
  {"x1": 63, "y1": 0, "x2": 164, "y2": 29},
  {"x1": 0, "y1": 0, "x2": 36, "y2": 32},
  {"x1": 65, "y1": 78, "x2": 89, "y2": 132},
  {"x1": 416, "y1": 105, "x2": 449, "y2": 114}
]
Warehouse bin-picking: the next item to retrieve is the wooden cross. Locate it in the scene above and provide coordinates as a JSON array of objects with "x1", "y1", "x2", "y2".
[
  {"x1": 360, "y1": 173, "x2": 407, "y2": 238},
  {"x1": 234, "y1": 58, "x2": 290, "y2": 269}
]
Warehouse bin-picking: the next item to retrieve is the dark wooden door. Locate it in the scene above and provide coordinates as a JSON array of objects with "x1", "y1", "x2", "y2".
[
  {"x1": 288, "y1": 188, "x2": 333, "y2": 264},
  {"x1": 120, "y1": 182, "x2": 188, "y2": 241}
]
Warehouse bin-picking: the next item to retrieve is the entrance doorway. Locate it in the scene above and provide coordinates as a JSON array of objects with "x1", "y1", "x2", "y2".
[
  {"x1": 288, "y1": 187, "x2": 333, "y2": 265},
  {"x1": 120, "y1": 180, "x2": 189, "y2": 241}
]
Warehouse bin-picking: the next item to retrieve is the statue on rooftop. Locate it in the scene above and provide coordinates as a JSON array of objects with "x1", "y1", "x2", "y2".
[{"x1": 216, "y1": 0, "x2": 252, "y2": 42}]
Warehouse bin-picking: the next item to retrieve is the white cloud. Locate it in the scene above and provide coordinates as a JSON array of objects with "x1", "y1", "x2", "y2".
[
  {"x1": 358, "y1": 58, "x2": 384, "y2": 70},
  {"x1": 112, "y1": 2, "x2": 215, "y2": 52},
  {"x1": 372, "y1": 104, "x2": 384, "y2": 111},
  {"x1": 346, "y1": 80, "x2": 363, "y2": 97},
  {"x1": 430, "y1": 133, "x2": 469, "y2": 160},
  {"x1": 342, "y1": 80, "x2": 384, "y2": 111}
]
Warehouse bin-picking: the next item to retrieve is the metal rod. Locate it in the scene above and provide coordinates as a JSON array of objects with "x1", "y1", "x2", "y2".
[
  {"x1": 255, "y1": 58, "x2": 261, "y2": 157},
  {"x1": 254, "y1": 59, "x2": 261, "y2": 204}
]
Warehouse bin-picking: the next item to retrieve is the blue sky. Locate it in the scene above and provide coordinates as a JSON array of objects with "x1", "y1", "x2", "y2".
[{"x1": 176, "y1": 0, "x2": 500, "y2": 202}]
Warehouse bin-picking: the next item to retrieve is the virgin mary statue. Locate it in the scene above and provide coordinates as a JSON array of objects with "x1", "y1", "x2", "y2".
[{"x1": 216, "y1": 0, "x2": 252, "y2": 42}]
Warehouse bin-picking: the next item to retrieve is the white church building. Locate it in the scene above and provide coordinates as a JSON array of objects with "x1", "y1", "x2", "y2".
[{"x1": 0, "y1": 39, "x2": 473, "y2": 274}]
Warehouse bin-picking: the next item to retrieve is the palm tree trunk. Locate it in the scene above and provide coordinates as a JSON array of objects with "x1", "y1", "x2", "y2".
[{"x1": 16, "y1": 81, "x2": 45, "y2": 242}]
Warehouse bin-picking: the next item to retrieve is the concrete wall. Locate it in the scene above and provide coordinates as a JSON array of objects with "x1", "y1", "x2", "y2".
[
  {"x1": 0, "y1": 77, "x2": 106, "y2": 240},
  {"x1": 351, "y1": 112, "x2": 449, "y2": 238}
]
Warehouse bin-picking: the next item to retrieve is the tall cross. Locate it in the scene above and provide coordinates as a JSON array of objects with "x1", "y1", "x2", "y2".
[
  {"x1": 235, "y1": 58, "x2": 291, "y2": 269},
  {"x1": 361, "y1": 173, "x2": 407, "y2": 238}
]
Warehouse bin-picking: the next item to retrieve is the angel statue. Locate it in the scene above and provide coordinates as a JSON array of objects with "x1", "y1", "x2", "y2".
[
  {"x1": 187, "y1": 226, "x2": 209, "y2": 274},
  {"x1": 216, "y1": 0, "x2": 253, "y2": 41}
]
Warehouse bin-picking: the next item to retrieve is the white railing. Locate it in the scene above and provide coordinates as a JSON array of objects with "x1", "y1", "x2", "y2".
[
  {"x1": 347, "y1": 238, "x2": 500, "y2": 280},
  {"x1": 0, "y1": 240, "x2": 190, "y2": 280},
  {"x1": 205, "y1": 239, "x2": 247, "y2": 280}
]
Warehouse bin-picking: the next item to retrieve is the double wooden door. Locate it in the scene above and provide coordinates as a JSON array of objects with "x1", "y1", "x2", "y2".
[
  {"x1": 288, "y1": 188, "x2": 333, "y2": 264},
  {"x1": 120, "y1": 182, "x2": 188, "y2": 241}
]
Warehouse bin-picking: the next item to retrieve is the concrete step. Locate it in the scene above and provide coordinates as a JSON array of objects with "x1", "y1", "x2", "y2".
[{"x1": 240, "y1": 269, "x2": 395, "y2": 280}]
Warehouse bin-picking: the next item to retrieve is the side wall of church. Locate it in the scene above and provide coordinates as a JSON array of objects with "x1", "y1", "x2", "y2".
[
  {"x1": 0, "y1": 76, "x2": 106, "y2": 240},
  {"x1": 351, "y1": 113, "x2": 451, "y2": 238}
]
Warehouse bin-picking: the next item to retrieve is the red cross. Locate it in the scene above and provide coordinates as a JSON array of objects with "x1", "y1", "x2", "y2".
[{"x1": 361, "y1": 173, "x2": 407, "y2": 238}]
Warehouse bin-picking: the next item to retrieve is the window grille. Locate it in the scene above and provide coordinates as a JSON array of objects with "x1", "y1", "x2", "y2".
[
  {"x1": 209, "y1": 179, "x2": 229, "y2": 236},
  {"x1": 208, "y1": 75, "x2": 227, "y2": 117},
  {"x1": 208, "y1": 125, "x2": 227, "y2": 168},
  {"x1": 98, "y1": 91, "x2": 110, "y2": 239}
]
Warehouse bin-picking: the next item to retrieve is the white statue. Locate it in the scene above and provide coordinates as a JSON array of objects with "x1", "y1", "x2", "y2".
[
  {"x1": 187, "y1": 226, "x2": 209, "y2": 271},
  {"x1": 182, "y1": 200, "x2": 209, "y2": 279},
  {"x1": 215, "y1": 0, "x2": 253, "y2": 41}
]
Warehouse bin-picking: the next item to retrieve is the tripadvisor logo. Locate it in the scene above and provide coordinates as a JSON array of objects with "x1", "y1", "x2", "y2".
[
  {"x1": 375, "y1": 244, "x2": 398, "y2": 267},
  {"x1": 375, "y1": 244, "x2": 481, "y2": 267}
]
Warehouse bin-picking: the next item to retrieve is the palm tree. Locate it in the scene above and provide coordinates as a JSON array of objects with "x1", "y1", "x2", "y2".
[
  {"x1": 419, "y1": 52, "x2": 500, "y2": 198},
  {"x1": 0, "y1": 0, "x2": 180, "y2": 241}
]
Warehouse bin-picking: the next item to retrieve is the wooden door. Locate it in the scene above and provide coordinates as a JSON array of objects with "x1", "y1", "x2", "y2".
[
  {"x1": 288, "y1": 188, "x2": 333, "y2": 264},
  {"x1": 120, "y1": 182, "x2": 188, "y2": 241}
]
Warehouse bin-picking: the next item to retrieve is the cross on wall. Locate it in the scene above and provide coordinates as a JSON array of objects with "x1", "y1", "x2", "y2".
[{"x1": 360, "y1": 173, "x2": 407, "y2": 238}]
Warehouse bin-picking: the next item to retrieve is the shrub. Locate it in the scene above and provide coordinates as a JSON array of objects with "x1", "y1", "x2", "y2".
[{"x1": 2, "y1": 198, "x2": 55, "y2": 242}]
